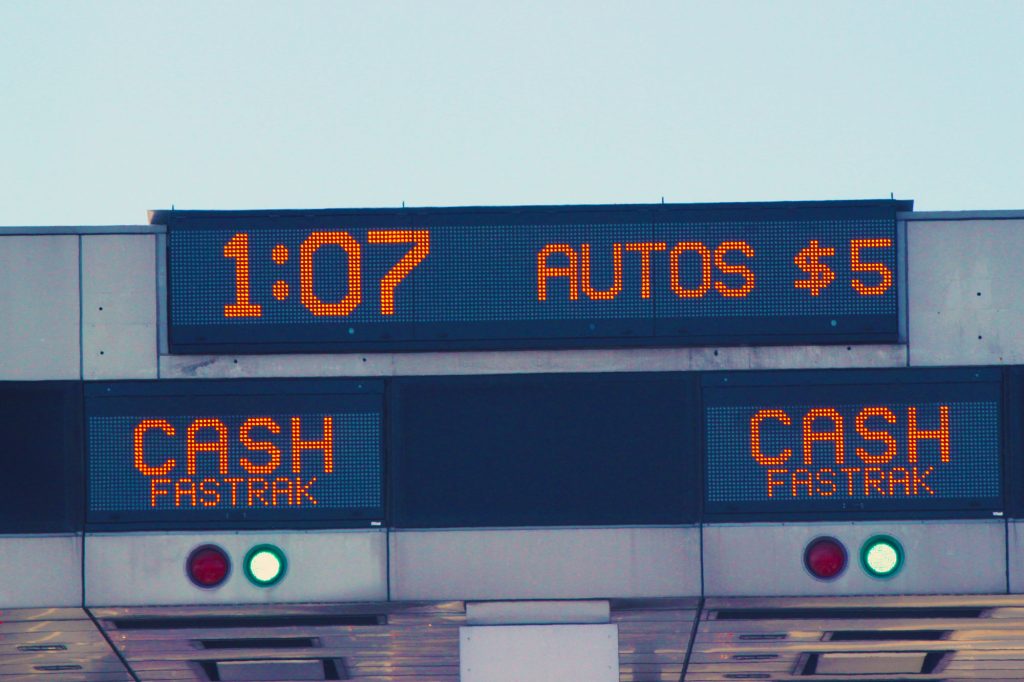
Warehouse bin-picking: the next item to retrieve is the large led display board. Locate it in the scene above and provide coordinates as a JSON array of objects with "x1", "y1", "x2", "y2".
[
  {"x1": 158, "y1": 200, "x2": 909, "y2": 353},
  {"x1": 703, "y1": 368, "x2": 1002, "y2": 518},
  {"x1": 85, "y1": 380, "x2": 383, "y2": 528}
]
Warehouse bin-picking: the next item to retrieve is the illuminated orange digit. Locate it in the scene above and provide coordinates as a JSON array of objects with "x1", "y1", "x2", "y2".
[
  {"x1": 816, "y1": 469, "x2": 837, "y2": 496},
  {"x1": 791, "y1": 468, "x2": 813, "y2": 497},
  {"x1": 863, "y1": 467, "x2": 887, "y2": 496},
  {"x1": 248, "y1": 478, "x2": 270, "y2": 506},
  {"x1": 850, "y1": 238, "x2": 893, "y2": 295},
  {"x1": 766, "y1": 469, "x2": 788, "y2": 497},
  {"x1": 907, "y1": 405, "x2": 951, "y2": 463},
  {"x1": 913, "y1": 466, "x2": 935, "y2": 495},
  {"x1": 624, "y1": 242, "x2": 667, "y2": 299},
  {"x1": 367, "y1": 230, "x2": 430, "y2": 315},
  {"x1": 175, "y1": 479, "x2": 197, "y2": 507},
  {"x1": 186, "y1": 419, "x2": 229, "y2": 476},
  {"x1": 223, "y1": 233, "x2": 263, "y2": 318},
  {"x1": 240, "y1": 417, "x2": 282, "y2": 475},
  {"x1": 537, "y1": 244, "x2": 579, "y2": 301},
  {"x1": 888, "y1": 467, "x2": 911, "y2": 496},
  {"x1": 750, "y1": 409, "x2": 793, "y2": 466},
  {"x1": 299, "y1": 231, "x2": 362, "y2": 316},
  {"x1": 199, "y1": 478, "x2": 221, "y2": 507},
  {"x1": 150, "y1": 478, "x2": 172, "y2": 507},
  {"x1": 133, "y1": 419, "x2": 177, "y2": 476},
  {"x1": 271, "y1": 478, "x2": 294, "y2": 506},
  {"x1": 669, "y1": 242, "x2": 712, "y2": 299},
  {"x1": 223, "y1": 478, "x2": 244, "y2": 505},
  {"x1": 713, "y1": 241, "x2": 755, "y2": 298},
  {"x1": 580, "y1": 243, "x2": 623, "y2": 300},
  {"x1": 802, "y1": 408, "x2": 844, "y2": 465},
  {"x1": 854, "y1": 406, "x2": 897, "y2": 464},
  {"x1": 291, "y1": 416, "x2": 335, "y2": 474},
  {"x1": 296, "y1": 477, "x2": 319, "y2": 505}
]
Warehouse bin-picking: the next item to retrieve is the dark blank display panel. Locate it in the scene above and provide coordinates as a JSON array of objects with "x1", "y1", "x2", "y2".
[
  {"x1": 160, "y1": 200, "x2": 908, "y2": 353},
  {"x1": 703, "y1": 369, "x2": 1003, "y2": 518},
  {"x1": 85, "y1": 380, "x2": 384, "y2": 528},
  {"x1": 390, "y1": 373, "x2": 699, "y2": 527},
  {"x1": 0, "y1": 382, "x2": 82, "y2": 533},
  {"x1": 1003, "y1": 368, "x2": 1024, "y2": 519}
]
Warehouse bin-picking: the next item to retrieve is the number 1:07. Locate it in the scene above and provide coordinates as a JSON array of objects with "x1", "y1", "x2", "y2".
[{"x1": 222, "y1": 230, "x2": 430, "y2": 318}]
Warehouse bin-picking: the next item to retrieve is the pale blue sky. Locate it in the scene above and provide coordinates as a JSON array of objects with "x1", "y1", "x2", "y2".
[{"x1": 1, "y1": 1, "x2": 1022, "y2": 225}]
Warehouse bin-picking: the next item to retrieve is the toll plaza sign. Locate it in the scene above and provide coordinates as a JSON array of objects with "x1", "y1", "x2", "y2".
[
  {"x1": 158, "y1": 200, "x2": 908, "y2": 353},
  {"x1": 85, "y1": 380, "x2": 383, "y2": 528},
  {"x1": 703, "y1": 369, "x2": 1003, "y2": 518}
]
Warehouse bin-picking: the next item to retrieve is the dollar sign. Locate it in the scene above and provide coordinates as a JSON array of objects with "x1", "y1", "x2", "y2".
[{"x1": 794, "y1": 240, "x2": 836, "y2": 296}]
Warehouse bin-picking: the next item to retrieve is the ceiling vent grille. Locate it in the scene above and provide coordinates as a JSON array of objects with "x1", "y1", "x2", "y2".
[
  {"x1": 797, "y1": 650, "x2": 952, "y2": 676},
  {"x1": 197, "y1": 658, "x2": 347, "y2": 681},
  {"x1": 713, "y1": 607, "x2": 984, "y2": 621},
  {"x1": 112, "y1": 614, "x2": 383, "y2": 630},
  {"x1": 825, "y1": 629, "x2": 949, "y2": 642},
  {"x1": 197, "y1": 637, "x2": 319, "y2": 650}
]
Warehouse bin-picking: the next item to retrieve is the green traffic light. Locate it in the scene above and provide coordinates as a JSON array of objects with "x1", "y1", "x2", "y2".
[
  {"x1": 860, "y1": 535, "x2": 903, "y2": 578},
  {"x1": 243, "y1": 544, "x2": 287, "y2": 587}
]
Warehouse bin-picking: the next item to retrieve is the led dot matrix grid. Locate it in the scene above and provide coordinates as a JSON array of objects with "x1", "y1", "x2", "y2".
[
  {"x1": 706, "y1": 401, "x2": 999, "y2": 505},
  {"x1": 169, "y1": 217, "x2": 896, "y2": 332},
  {"x1": 88, "y1": 413, "x2": 381, "y2": 513}
]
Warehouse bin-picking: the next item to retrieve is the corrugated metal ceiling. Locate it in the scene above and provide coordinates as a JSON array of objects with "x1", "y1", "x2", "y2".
[{"x1": 9, "y1": 596, "x2": 1024, "y2": 681}]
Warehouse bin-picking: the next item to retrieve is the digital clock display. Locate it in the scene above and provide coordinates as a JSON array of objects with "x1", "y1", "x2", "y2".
[
  {"x1": 703, "y1": 369, "x2": 1002, "y2": 517},
  {"x1": 85, "y1": 380, "x2": 383, "y2": 527},
  {"x1": 159, "y1": 200, "x2": 908, "y2": 353}
]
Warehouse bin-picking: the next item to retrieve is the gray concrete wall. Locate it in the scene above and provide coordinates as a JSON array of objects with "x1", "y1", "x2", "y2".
[
  {"x1": 907, "y1": 216, "x2": 1024, "y2": 366},
  {"x1": 0, "y1": 235, "x2": 80, "y2": 380}
]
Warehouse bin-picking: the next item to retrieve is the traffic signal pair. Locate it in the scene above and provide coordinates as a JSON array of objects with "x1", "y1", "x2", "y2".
[
  {"x1": 186, "y1": 544, "x2": 287, "y2": 588},
  {"x1": 804, "y1": 535, "x2": 903, "y2": 580}
]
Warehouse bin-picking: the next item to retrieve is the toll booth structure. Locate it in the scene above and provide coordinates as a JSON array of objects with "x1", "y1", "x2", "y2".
[{"x1": 5, "y1": 201, "x2": 1024, "y2": 681}]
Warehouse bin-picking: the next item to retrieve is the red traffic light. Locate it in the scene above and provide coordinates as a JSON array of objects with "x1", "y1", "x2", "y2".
[
  {"x1": 186, "y1": 545, "x2": 230, "y2": 588},
  {"x1": 804, "y1": 537, "x2": 847, "y2": 580}
]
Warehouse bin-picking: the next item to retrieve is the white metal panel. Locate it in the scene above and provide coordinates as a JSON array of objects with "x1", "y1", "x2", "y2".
[
  {"x1": 84, "y1": 530, "x2": 387, "y2": 606},
  {"x1": 389, "y1": 527, "x2": 700, "y2": 601},
  {"x1": 159, "y1": 344, "x2": 906, "y2": 379},
  {"x1": 0, "y1": 235, "x2": 80, "y2": 380},
  {"x1": 0, "y1": 535, "x2": 82, "y2": 608},
  {"x1": 703, "y1": 520, "x2": 1006, "y2": 596},
  {"x1": 81, "y1": 234, "x2": 158, "y2": 379},
  {"x1": 908, "y1": 218, "x2": 1024, "y2": 365},
  {"x1": 460, "y1": 624, "x2": 619, "y2": 682}
]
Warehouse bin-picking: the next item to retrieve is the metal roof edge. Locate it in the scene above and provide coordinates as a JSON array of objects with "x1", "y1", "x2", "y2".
[
  {"x1": 149, "y1": 198, "x2": 913, "y2": 222},
  {"x1": 899, "y1": 209, "x2": 1024, "y2": 221},
  {"x1": 0, "y1": 225, "x2": 165, "y2": 236}
]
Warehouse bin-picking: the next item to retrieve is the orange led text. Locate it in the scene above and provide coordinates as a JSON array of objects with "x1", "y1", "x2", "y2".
[
  {"x1": 133, "y1": 416, "x2": 337, "y2": 508},
  {"x1": 537, "y1": 241, "x2": 755, "y2": 301},
  {"x1": 749, "y1": 404, "x2": 951, "y2": 498},
  {"x1": 224, "y1": 230, "x2": 429, "y2": 318}
]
